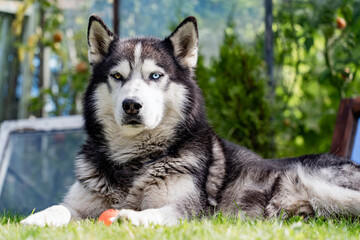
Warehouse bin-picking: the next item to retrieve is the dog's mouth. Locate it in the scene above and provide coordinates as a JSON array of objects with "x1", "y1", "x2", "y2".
[
  {"x1": 128, "y1": 120, "x2": 141, "y2": 125},
  {"x1": 123, "y1": 117, "x2": 143, "y2": 127}
]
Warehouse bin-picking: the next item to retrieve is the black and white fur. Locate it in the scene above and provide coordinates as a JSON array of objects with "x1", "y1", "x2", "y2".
[{"x1": 21, "y1": 16, "x2": 360, "y2": 227}]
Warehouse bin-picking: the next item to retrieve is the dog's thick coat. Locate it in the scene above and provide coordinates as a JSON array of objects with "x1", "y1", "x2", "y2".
[{"x1": 22, "y1": 16, "x2": 360, "y2": 227}]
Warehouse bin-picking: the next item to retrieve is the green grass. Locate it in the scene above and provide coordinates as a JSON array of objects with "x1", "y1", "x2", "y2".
[{"x1": 1, "y1": 212, "x2": 360, "y2": 240}]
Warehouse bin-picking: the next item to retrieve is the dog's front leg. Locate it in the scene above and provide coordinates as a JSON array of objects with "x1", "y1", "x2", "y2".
[
  {"x1": 111, "y1": 205, "x2": 180, "y2": 227},
  {"x1": 111, "y1": 171, "x2": 201, "y2": 227},
  {"x1": 20, "y1": 205, "x2": 71, "y2": 227},
  {"x1": 21, "y1": 181, "x2": 108, "y2": 226}
]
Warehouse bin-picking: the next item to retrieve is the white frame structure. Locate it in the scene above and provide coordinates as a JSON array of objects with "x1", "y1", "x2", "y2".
[{"x1": 0, "y1": 115, "x2": 83, "y2": 196}]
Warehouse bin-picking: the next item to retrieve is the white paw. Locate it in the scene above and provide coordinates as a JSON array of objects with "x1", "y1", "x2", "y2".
[
  {"x1": 21, "y1": 205, "x2": 71, "y2": 227},
  {"x1": 110, "y1": 209, "x2": 149, "y2": 227},
  {"x1": 111, "y1": 208, "x2": 177, "y2": 227}
]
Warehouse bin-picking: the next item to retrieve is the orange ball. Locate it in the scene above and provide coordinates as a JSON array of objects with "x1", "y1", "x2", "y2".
[{"x1": 98, "y1": 209, "x2": 120, "y2": 226}]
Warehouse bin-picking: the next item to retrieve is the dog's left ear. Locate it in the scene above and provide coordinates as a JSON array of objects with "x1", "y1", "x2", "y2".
[
  {"x1": 167, "y1": 16, "x2": 198, "y2": 69},
  {"x1": 87, "y1": 15, "x2": 114, "y2": 66}
]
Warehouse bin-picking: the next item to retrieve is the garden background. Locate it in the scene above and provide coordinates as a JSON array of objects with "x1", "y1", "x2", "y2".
[
  {"x1": 1, "y1": 1, "x2": 360, "y2": 239},
  {"x1": 1, "y1": 0, "x2": 360, "y2": 159}
]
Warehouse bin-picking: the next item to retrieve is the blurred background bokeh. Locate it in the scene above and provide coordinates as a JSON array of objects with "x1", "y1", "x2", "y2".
[{"x1": 1, "y1": 0, "x2": 360, "y2": 158}]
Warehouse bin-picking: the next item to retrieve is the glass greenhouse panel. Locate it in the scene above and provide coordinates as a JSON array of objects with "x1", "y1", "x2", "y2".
[{"x1": 0, "y1": 116, "x2": 84, "y2": 215}]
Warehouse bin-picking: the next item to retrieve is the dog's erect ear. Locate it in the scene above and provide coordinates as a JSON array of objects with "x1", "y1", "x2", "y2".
[
  {"x1": 167, "y1": 17, "x2": 198, "y2": 69},
  {"x1": 87, "y1": 15, "x2": 114, "y2": 65}
]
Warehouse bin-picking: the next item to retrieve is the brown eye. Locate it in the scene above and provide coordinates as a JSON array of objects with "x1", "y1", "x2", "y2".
[{"x1": 111, "y1": 72, "x2": 123, "y2": 81}]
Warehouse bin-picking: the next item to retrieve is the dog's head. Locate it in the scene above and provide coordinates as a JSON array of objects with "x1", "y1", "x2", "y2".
[{"x1": 85, "y1": 16, "x2": 199, "y2": 138}]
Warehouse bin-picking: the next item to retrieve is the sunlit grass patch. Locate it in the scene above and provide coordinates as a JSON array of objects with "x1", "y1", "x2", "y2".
[{"x1": 1, "y1": 212, "x2": 360, "y2": 240}]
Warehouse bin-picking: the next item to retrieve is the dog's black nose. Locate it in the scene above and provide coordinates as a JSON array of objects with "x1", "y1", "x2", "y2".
[{"x1": 122, "y1": 99, "x2": 142, "y2": 115}]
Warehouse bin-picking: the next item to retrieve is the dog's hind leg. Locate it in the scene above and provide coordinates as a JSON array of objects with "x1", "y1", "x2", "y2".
[
  {"x1": 266, "y1": 164, "x2": 360, "y2": 219},
  {"x1": 296, "y1": 164, "x2": 360, "y2": 218}
]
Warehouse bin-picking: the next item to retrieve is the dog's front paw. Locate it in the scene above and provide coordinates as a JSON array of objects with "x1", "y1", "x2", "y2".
[
  {"x1": 111, "y1": 209, "x2": 150, "y2": 227},
  {"x1": 21, "y1": 205, "x2": 71, "y2": 227},
  {"x1": 111, "y1": 208, "x2": 177, "y2": 227}
]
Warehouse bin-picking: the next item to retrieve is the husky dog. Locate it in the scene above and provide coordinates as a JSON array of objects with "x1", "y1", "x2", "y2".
[{"x1": 21, "y1": 16, "x2": 360, "y2": 227}]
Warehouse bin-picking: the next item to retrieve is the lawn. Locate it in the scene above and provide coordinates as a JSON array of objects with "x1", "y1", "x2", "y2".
[{"x1": 1, "y1": 212, "x2": 360, "y2": 240}]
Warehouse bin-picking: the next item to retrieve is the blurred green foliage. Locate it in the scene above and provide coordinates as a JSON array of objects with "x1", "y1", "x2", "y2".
[
  {"x1": 198, "y1": 0, "x2": 360, "y2": 158},
  {"x1": 13, "y1": 0, "x2": 360, "y2": 158},
  {"x1": 197, "y1": 19, "x2": 274, "y2": 158},
  {"x1": 272, "y1": 0, "x2": 360, "y2": 157},
  {"x1": 14, "y1": 0, "x2": 90, "y2": 116}
]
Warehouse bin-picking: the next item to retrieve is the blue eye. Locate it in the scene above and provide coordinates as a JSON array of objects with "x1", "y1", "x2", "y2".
[{"x1": 150, "y1": 72, "x2": 162, "y2": 80}]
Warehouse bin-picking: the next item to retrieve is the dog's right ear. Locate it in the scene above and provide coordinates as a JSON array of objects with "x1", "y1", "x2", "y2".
[
  {"x1": 87, "y1": 15, "x2": 114, "y2": 65},
  {"x1": 167, "y1": 16, "x2": 198, "y2": 69}
]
